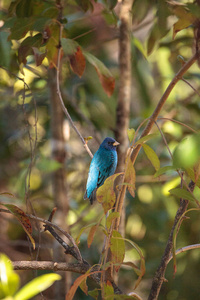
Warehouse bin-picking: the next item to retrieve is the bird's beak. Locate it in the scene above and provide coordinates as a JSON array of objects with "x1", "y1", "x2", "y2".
[{"x1": 113, "y1": 141, "x2": 120, "y2": 146}]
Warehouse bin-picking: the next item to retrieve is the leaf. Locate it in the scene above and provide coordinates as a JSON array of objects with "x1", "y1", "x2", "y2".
[
  {"x1": 169, "y1": 188, "x2": 198, "y2": 203},
  {"x1": 62, "y1": 38, "x2": 86, "y2": 77},
  {"x1": 127, "y1": 128, "x2": 135, "y2": 143},
  {"x1": 96, "y1": 173, "x2": 120, "y2": 214},
  {"x1": 172, "y1": 208, "x2": 200, "y2": 276},
  {"x1": 0, "y1": 254, "x2": 20, "y2": 298},
  {"x1": 66, "y1": 270, "x2": 102, "y2": 300},
  {"x1": 46, "y1": 23, "x2": 60, "y2": 67},
  {"x1": 135, "y1": 133, "x2": 159, "y2": 145},
  {"x1": 142, "y1": 144, "x2": 160, "y2": 171},
  {"x1": 69, "y1": 46, "x2": 86, "y2": 77},
  {"x1": 110, "y1": 230, "x2": 125, "y2": 272},
  {"x1": 32, "y1": 47, "x2": 46, "y2": 66},
  {"x1": 169, "y1": 3, "x2": 197, "y2": 39},
  {"x1": 173, "y1": 134, "x2": 200, "y2": 169},
  {"x1": 122, "y1": 238, "x2": 145, "y2": 289},
  {"x1": 122, "y1": 261, "x2": 140, "y2": 276},
  {"x1": 87, "y1": 224, "x2": 98, "y2": 248},
  {"x1": 79, "y1": 276, "x2": 88, "y2": 296},
  {"x1": 9, "y1": 18, "x2": 33, "y2": 40},
  {"x1": 154, "y1": 166, "x2": 176, "y2": 178},
  {"x1": 103, "y1": 281, "x2": 114, "y2": 300},
  {"x1": 75, "y1": 218, "x2": 104, "y2": 245},
  {"x1": 124, "y1": 157, "x2": 136, "y2": 197},
  {"x1": 84, "y1": 51, "x2": 115, "y2": 97},
  {"x1": 0, "y1": 203, "x2": 35, "y2": 249},
  {"x1": 106, "y1": 212, "x2": 120, "y2": 230},
  {"x1": 14, "y1": 274, "x2": 61, "y2": 300},
  {"x1": 88, "y1": 288, "x2": 99, "y2": 299}
]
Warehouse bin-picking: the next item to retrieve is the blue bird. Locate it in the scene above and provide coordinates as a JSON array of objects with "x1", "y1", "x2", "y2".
[{"x1": 84, "y1": 137, "x2": 119, "y2": 204}]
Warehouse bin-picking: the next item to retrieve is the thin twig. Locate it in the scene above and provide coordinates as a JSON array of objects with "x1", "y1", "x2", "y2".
[
  {"x1": 56, "y1": 24, "x2": 93, "y2": 158},
  {"x1": 167, "y1": 243, "x2": 200, "y2": 264}
]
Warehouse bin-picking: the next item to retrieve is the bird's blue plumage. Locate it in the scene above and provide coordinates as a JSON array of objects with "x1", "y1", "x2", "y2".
[{"x1": 84, "y1": 137, "x2": 119, "y2": 204}]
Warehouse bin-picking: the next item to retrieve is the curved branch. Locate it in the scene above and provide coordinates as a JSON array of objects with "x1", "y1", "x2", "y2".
[
  {"x1": 56, "y1": 25, "x2": 93, "y2": 158},
  {"x1": 167, "y1": 243, "x2": 200, "y2": 264}
]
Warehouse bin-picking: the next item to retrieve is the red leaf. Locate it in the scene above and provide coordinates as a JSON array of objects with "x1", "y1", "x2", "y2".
[
  {"x1": 84, "y1": 51, "x2": 115, "y2": 97},
  {"x1": 69, "y1": 46, "x2": 86, "y2": 77}
]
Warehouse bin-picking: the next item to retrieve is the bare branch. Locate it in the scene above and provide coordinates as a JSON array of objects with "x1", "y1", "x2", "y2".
[
  {"x1": 167, "y1": 244, "x2": 200, "y2": 264},
  {"x1": 56, "y1": 25, "x2": 93, "y2": 158}
]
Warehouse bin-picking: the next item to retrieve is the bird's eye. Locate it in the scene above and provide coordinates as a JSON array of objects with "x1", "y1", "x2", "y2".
[{"x1": 108, "y1": 142, "x2": 112, "y2": 145}]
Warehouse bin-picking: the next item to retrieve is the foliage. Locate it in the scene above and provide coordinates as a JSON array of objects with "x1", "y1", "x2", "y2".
[
  {"x1": 0, "y1": 254, "x2": 61, "y2": 300},
  {"x1": 0, "y1": 0, "x2": 200, "y2": 299}
]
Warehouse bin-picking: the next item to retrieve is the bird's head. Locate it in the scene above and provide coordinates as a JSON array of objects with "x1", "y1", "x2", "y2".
[{"x1": 100, "y1": 137, "x2": 120, "y2": 150}]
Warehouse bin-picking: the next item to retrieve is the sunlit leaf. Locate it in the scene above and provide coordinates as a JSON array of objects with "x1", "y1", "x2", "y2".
[
  {"x1": 14, "y1": 274, "x2": 61, "y2": 300},
  {"x1": 0, "y1": 203, "x2": 35, "y2": 249},
  {"x1": 142, "y1": 144, "x2": 160, "y2": 171},
  {"x1": 0, "y1": 254, "x2": 20, "y2": 297},
  {"x1": 110, "y1": 230, "x2": 125, "y2": 272},
  {"x1": 128, "y1": 128, "x2": 135, "y2": 143},
  {"x1": 79, "y1": 276, "x2": 88, "y2": 296},
  {"x1": 173, "y1": 134, "x2": 200, "y2": 168},
  {"x1": 96, "y1": 173, "x2": 120, "y2": 214},
  {"x1": 84, "y1": 51, "x2": 115, "y2": 97}
]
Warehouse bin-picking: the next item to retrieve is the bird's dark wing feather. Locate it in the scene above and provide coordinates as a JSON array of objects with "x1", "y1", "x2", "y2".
[{"x1": 97, "y1": 165, "x2": 113, "y2": 188}]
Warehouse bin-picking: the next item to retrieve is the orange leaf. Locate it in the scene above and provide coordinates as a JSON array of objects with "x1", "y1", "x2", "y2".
[
  {"x1": 87, "y1": 224, "x2": 98, "y2": 248},
  {"x1": 0, "y1": 203, "x2": 35, "y2": 249},
  {"x1": 95, "y1": 68, "x2": 115, "y2": 97},
  {"x1": 69, "y1": 46, "x2": 86, "y2": 77},
  {"x1": 65, "y1": 270, "x2": 102, "y2": 300},
  {"x1": 84, "y1": 51, "x2": 115, "y2": 97}
]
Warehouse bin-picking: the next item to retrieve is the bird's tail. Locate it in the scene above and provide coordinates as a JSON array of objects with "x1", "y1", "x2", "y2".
[{"x1": 83, "y1": 189, "x2": 97, "y2": 205}]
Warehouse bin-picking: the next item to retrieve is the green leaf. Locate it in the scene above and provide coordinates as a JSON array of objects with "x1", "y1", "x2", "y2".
[
  {"x1": 84, "y1": 51, "x2": 115, "y2": 97},
  {"x1": 106, "y1": 212, "x2": 120, "y2": 230},
  {"x1": 127, "y1": 128, "x2": 135, "y2": 143},
  {"x1": 173, "y1": 134, "x2": 200, "y2": 169},
  {"x1": 154, "y1": 166, "x2": 176, "y2": 178},
  {"x1": 96, "y1": 173, "x2": 120, "y2": 214},
  {"x1": 0, "y1": 32, "x2": 11, "y2": 68},
  {"x1": 169, "y1": 188, "x2": 198, "y2": 203},
  {"x1": 88, "y1": 288, "x2": 99, "y2": 299},
  {"x1": 14, "y1": 274, "x2": 61, "y2": 300},
  {"x1": 103, "y1": 281, "x2": 114, "y2": 300},
  {"x1": 9, "y1": 18, "x2": 34, "y2": 40},
  {"x1": 142, "y1": 144, "x2": 160, "y2": 171},
  {"x1": 110, "y1": 230, "x2": 125, "y2": 272},
  {"x1": 0, "y1": 254, "x2": 20, "y2": 298},
  {"x1": 135, "y1": 133, "x2": 159, "y2": 145}
]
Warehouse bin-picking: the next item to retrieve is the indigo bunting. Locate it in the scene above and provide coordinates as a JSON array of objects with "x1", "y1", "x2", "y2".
[{"x1": 84, "y1": 137, "x2": 119, "y2": 204}]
